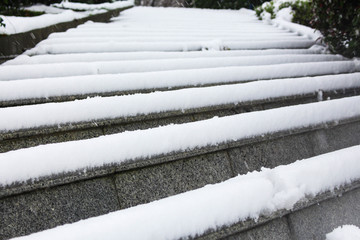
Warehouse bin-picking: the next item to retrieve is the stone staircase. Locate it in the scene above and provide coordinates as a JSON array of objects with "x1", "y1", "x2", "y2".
[{"x1": 1, "y1": 7, "x2": 360, "y2": 240}]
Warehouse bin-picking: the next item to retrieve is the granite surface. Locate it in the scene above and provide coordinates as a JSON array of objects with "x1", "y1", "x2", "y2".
[
  {"x1": 0, "y1": 177, "x2": 119, "y2": 240},
  {"x1": 288, "y1": 188, "x2": 360, "y2": 240},
  {"x1": 115, "y1": 151, "x2": 234, "y2": 209}
]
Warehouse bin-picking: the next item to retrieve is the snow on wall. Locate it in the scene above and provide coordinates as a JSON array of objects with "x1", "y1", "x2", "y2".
[{"x1": 0, "y1": 1, "x2": 133, "y2": 35}]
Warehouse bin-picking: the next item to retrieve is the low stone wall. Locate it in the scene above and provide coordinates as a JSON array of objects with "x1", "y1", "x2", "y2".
[{"x1": 0, "y1": 5, "x2": 133, "y2": 63}]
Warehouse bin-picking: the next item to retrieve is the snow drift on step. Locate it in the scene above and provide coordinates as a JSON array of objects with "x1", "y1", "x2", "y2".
[
  {"x1": 1, "y1": 73, "x2": 360, "y2": 132},
  {"x1": 1, "y1": 96, "x2": 360, "y2": 186},
  {"x1": 0, "y1": 54, "x2": 345, "y2": 81},
  {"x1": 10, "y1": 145, "x2": 360, "y2": 240},
  {"x1": 24, "y1": 39, "x2": 316, "y2": 54},
  {"x1": 0, "y1": 61, "x2": 359, "y2": 102},
  {"x1": 5, "y1": 47, "x2": 326, "y2": 65}
]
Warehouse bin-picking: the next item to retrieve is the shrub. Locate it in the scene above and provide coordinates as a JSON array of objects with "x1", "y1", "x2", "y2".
[
  {"x1": 256, "y1": 0, "x2": 311, "y2": 23},
  {"x1": 0, "y1": 16, "x2": 5, "y2": 27},
  {"x1": 263, "y1": 1, "x2": 275, "y2": 19},
  {"x1": 311, "y1": 0, "x2": 360, "y2": 58},
  {"x1": 0, "y1": 0, "x2": 61, "y2": 16},
  {"x1": 190, "y1": 0, "x2": 267, "y2": 10},
  {"x1": 69, "y1": 0, "x2": 113, "y2": 3},
  {"x1": 291, "y1": 0, "x2": 311, "y2": 27}
]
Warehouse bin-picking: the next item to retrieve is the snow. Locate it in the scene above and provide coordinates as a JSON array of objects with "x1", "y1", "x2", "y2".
[
  {"x1": 53, "y1": 0, "x2": 134, "y2": 11},
  {"x1": 1, "y1": 72, "x2": 360, "y2": 132},
  {"x1": 24, "y1": 40, "x2": 316, "y2": 54},
  {"x1": 0, "y1": 10, "x2": 98, "y2": 35},
  {"x1": 257, "y1": 0, "x2": 322, "y2": 41},
  {"x1": 10, "y1": 145, "x2": 360, "y2": 240},
  {"x1": 19, "y1": 6, "x2": 317, "y2": 54},
  {"x1": 0, "y1": 54, "x2": 346, "y2": 81},
  {"x1": 0, "y1": 61, "x2": 359, "y2": 101},
  {"x1": 1, "y1": 95, "x2": 360, "y2": 186},
  {"x1": 0, "y1": 1, "x2": 133, "y2": 35},
  {"x1": 326, "y1": 225, "x2": 360, "y2": 240},
  {"x1": 4, "y1": 47, "x2": 327, "y2": 65}
]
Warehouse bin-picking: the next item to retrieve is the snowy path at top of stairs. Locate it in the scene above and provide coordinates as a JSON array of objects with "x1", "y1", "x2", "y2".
[{"x1": 21, "y1": 7, "x2": 317, "y2": 55}]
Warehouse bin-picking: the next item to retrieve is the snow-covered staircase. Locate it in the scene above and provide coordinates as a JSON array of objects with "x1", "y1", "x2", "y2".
[{"x1": 1, "y1": 7, "x2": 360, "y2": 240}]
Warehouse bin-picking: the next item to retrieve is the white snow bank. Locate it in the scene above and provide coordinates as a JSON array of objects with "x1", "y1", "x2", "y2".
[
  {"x1": 272, "y1": 16, "x2": 322, "y2": 42},
  {"x1": 0, "y1": 1, "x2": 133, "y2": 35},
  {"x1": 1, "y1": 95, "x2": 360, "y2": 186},
  {"x1": 10, "y1": 145, "x2": 360, "y2": 240},
  {"x1": 0, "y1": 61, "x2": 359, "y2": 101},
  {"x1": 24, "y1": 4, "x2": 64, "y2": 14},
  {"x1": 1, "y1": 73, "x2": 360, "y2": 132},
  {"x1": 4, "y1": 47, "x2": 327, "y2": 65},
  {"x1": 326, "y1": 225, "x2": 360, "y2": 240},
  {"x1": 0, "y1": 54, "x2": 345, "y2": 81},
  {"x1": 257, "y1": 0, "x2": 322, "y2": 41},
  {"x1": 53, "y1": 0, "x2": 133, "y2": 11},
  {"x1": 0, "y1": 10, "x2": 96, "y2": 35},
  {"x1": 24, "y1": 39, "x2": 315, "y2": 55}
]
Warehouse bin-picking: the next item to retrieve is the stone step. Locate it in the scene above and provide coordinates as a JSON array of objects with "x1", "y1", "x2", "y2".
[
  {"x1": 1, "y1": 73, "x2": 359, "y2": 152},
  {"x1": 1, "y1": 97, "x2": 360, "y2": 239},
  {"x1": 3, "y1": 146, "x2": 360, "y2": 240},
  {"x1": 1, "y1": 62, "x2": 359, "y2": 108}
]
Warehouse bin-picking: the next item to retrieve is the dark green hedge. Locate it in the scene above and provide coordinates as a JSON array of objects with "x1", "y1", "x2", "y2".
[
  {"x1": 311, "y1": 0, "x2": 360, "y2": 58},
  {"x1": 189, "y1": 0, "x2": 267, "y2": 10},
  {"x1": 67, "y1": 0, "x2": 113, "y2": 3}
]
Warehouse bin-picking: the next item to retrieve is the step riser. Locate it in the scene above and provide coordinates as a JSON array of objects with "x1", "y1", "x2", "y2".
[
  {"x1": 2, "y1": 89, "x2": 359, "y2": 153},
  {"x1": 1, "y1": 119, "x2": 360, "y2": 239},
  {"x1": 202, "y1": 184, "x2": 360, "y2": 240}
]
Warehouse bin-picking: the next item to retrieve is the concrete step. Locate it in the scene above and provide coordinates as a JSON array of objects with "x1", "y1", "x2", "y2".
[
  {"x1": 1, "y1": 97, "x2": 360, "y2": 239},
  {"x1": 1, "y1": 62, "x2": 359, "y2": 108},
  {"x1": 1, "y1": 74, "x2": 359, "y2": 153},
  {"x1": 3, "y1": 148, "x2": 360, "y2": 240}
]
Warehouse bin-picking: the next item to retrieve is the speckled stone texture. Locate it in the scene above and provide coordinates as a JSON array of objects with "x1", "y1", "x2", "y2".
[
  {"x1": 228, "y1": 120, "x2": 360, "y2": 175},
  {"x1": 115, "y1": 151, "x2": 234, "y2": 209},
  {"x1": 0, "y1": 128, "x2": 104, "y2": 153},
  {"x1": 0, "y1": 177, "x2": 119, "y2": 240},
  {"x1": 224, "y1": 218, "x2": 292, "y2": 240},
  {"x1": 227, "y1": 132, "x2": 314, "y2": 175},
  {"x1": 288, "y1": 188, "x2": 360, "y2": 240}
]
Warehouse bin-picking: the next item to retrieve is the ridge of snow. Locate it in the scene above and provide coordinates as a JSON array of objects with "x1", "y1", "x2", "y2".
[
  {"x1": 1, "y1": 72, "x2": 360, "y2": 132},
  {"x1": 1, "y1": 96, "x2": 360, "y2": 186},
  {"x1": 0, "y1": 54, "x2": 345, "y2": 81},
  {"x1": 53, "y1": 0, "x2": 133, "y2": 11},
  {"x1": 0, "y1": 61, "x2": 359, "y2": 101},
  {"x1": 4, "y1": 47, "x2": 327, "y2": 65},
  {"x1": 10, "y1": 145, "x2": 360, "y2": 240},
  {"x1": 24, "y1": 40, "x2": 316, "y2": 55}
]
